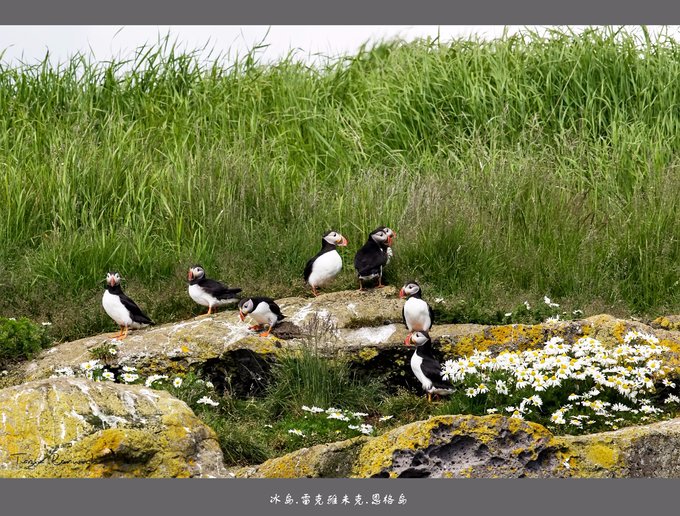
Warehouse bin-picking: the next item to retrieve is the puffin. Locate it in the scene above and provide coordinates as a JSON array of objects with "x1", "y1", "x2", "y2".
[
  {"x1": 303, "y1": 231, "x2": 348, "y2": 296},
  {"x1": 353, "y1": 228, "x2": 393, "y2": 290},
  {"x1": 102, "y1": 272, "x2": 154, "y2": 339},
  {"x1": 404, "y1": 330, "x2": 454, "y2": 402},
  {"x1": 374, "y1": 226, "x2": 396, "y2": 265},
  {"x1": 238, "y1": 297, "x2": 285, "y2": 337},
  {"x1": 187, "y1": 265, "x2": 242, "y2": 315},
  {"x1": 400, "y1": 281, "x2": 434, "y2": 332}
]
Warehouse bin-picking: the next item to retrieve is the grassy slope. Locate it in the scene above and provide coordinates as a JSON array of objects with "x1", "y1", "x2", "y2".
[{"x1": 1, "y1": 27, "x2": 680, "y2": 341}]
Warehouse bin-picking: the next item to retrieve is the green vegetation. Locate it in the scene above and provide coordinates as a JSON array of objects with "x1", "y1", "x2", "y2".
[
  {"x1": 1, "y1": 27, "x2": 680, "y2": 343},
  {"x1": 265, "y1": 315, "x2": 386, "y2": 417},
  {"x1": 0, "y1": 317, "x2": 52, "y2": 368}
]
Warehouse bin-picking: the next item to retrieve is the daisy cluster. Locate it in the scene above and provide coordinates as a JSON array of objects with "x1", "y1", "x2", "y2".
[
  {"x1": 441, "y1": 331, "x2": 679, "y2": 433},
  {"x1": 299, "y1": 405, "x2": 394, "y2": 436},
  {"x1": 51, "y1": 363, "x2": 215, "y2": 396}
]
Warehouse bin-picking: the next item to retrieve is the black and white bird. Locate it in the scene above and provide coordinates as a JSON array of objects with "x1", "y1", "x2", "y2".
[
  {"x1": 303, "y1": 231, "x2": 348, "y2": 296},
  {"x1": 400, "y1": 281, "x2": 434, "y2": 332},
  {"x1": 187, "y1": 265, "x2": 242, "y2": 315},
  {"x1": 238, "y1": 297, "x2": 285, "y2": 337},
  {"x1": 405, "y1": 331, "x2": 454, "y2": 402},
  {"x1": 102, "y1": 272, "x2": 154, "y2": 339},
  {"x1": 353, "y1": 228, "x2": 393, "y2": 290},
  {"x1": 374, "y1": 226, "x2": 396, "y2": 265}
]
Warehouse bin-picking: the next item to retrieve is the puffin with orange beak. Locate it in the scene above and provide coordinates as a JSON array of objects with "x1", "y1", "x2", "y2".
[
  {"x1": 353, "y1": 227, "x2": 394, "y2": 290},
  {"x1": 376, "y1": 226, "x2": 396, "y2": 265},
  {"x1": 404, "y1": 331, "x2": 453, "y2": 402},
  {"x1": 102, "y1": 272, "x2": 154, "y2": 339},
  {"x1": 400, "y1": 281, "x2": 433, "y2": 332},
  {"x1": 238, "y1": 297, "x2": 285, "y2": 337},
  {"x1": 303, "y1": 230, "x2": 348, "y2": 296},
  {"x1": 187, "y1": 265, "x2": 242, "y2": 315}
]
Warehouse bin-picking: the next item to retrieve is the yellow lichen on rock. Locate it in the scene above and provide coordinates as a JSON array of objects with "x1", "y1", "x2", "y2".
[
  {"x1": 234, "y1": 437, "x2": 368, "y2": 478},
  {"x1": 584, "y1": 443, "x2": 619, "y2": 470},
  {"x1": 354, "y1": 416, "x2": 454, "y2": 478},
  {"x1": 0, "y1": 377, "x2": 226, "y2": 478}
]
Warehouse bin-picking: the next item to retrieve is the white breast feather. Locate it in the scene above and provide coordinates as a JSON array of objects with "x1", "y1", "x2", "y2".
[
  {"x1": 102, "y1": 290, "x2": 133, "y2": 327},
  {"x1": 308, "y1": 250, "x2": 343, "y2": 287},
  {"x1": 250, "y1": 301, "x2": 279, "y2": 327},
  {"x1": 404, "y1": 298, "x2": 432, "y2": 331}
]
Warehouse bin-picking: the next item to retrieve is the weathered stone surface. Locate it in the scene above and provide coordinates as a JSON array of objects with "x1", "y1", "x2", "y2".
[
  {"x1": 233, "y1": 414, "x2": 680, "y2": 478},
  {"x1": 0, "y1": 377, "x2": 226, "y2": 478},
  {"x1": 558, "y1": 418, "x2": 680, "y2": 477},
  {"x1": 234, "y1": 437, "x2": 369, "y2": 478},
  {"x1": 12, "y1": 288, "x2": 680, "y2": 393},
  {"x1": 354, "y1": 415, "x2": 561, "y2": 478}
]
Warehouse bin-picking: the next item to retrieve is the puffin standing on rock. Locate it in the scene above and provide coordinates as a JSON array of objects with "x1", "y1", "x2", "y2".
[
  {"x1": 400, "y1": 281, "x2": 434, "y2": 332},
  {"x1": 304, "y1": 231, "x2": 348, "y2": 296},
  {"x1": 238, "y1": 297, "x2": 285, "y2": 337},
  {"x1": 353, "y1": 227, "x2": 394, "y2": 290},
  {"x1": 405, "y1": 331, "x2": 453, "y2": 402},
  {"x1": 102, "y1": 272, "x2": 154, "y2": 339},
  {"x1": 187, "y1": 265, "x2": 242, "y2": 315}
]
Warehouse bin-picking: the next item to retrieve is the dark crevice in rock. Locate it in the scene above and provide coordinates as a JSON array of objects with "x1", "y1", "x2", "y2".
[{"x1": 200, "y1": 350, "x2": 273, "y2": 397}]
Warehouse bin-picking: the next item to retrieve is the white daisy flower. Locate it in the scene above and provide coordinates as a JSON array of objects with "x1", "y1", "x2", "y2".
[
  {"x1": 120, "y1": 373, "x2": 139, "y2": 383},
  {"x1": 173, "y1": 377, "x2": 183, "y2": 388},
  {"x1": 144, "y1": 374, "x2": 168, "y2": 387},
  {"x1": 327, "y1": 411, "x2": 350, "y2": 422},
  {"x1": 358, "y1": 424, "x2": 374, "y2": 435},
  {"x1": 80, "y1": 360, "x2": 102, "y2": 371},
  {"x1": 197, "y1": 396, "x2": 219, "y2": 407}
]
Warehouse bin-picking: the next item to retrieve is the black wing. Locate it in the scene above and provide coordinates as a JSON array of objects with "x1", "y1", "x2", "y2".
[
  {"x1": 419, "y1": 353, "x2": 450, "y2": 390},
  {"x1": 252, "y1": 297, "x2": 286, "y2": 321},
  {"x1": 402, "y1": 304, "x2": 407, "y2": 328},
  {"x1": 428, "y1": 302, "x2": 435, "y2": 328},
  {"x1": 200, "y1": 278, "x2": 242, "y2": 299},
  {"x1": 118, "y1": 292, "x2": 154, "y2": 325},
  {"x1": 353, "y1": 242, "x2": 387, "y2": 277},
  {"x1": 303, "y1": 254, "x2": 317, "y2": 283}
]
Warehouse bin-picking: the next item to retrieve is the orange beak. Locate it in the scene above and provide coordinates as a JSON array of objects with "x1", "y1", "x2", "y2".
[
  {"x1": 387, "y1": 235, "x2": 394, "y2": 246},
  {"x1": 108, "y1": 277, "x2": 116, "y2": 287},
  {"x1": 338, "y1": 236, "x2": 348, "y2": 246},
  {"x1": 188, "y1": 270, "x2": 193, "y2": 281},
  {"x1": 399, "y1": 288, "x2": 405, "y2": 299},
  {"x1": 239, "y1": 310, "x2": 245, "y2": 321},
  {"x1": 404, "y1": 334, "x2": 412, "y2": 346}
]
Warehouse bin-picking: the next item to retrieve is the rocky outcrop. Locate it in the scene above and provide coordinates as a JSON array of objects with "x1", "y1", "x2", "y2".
[
  {"x1": 0, "y1": 377, "x2": 226, "y2": 478},
  {"x1": 11, "y1": 289, "x2": 680, "y2": 395},
  {"x1": 234, "y1": 414, "x2": 680, "y2": 478}
]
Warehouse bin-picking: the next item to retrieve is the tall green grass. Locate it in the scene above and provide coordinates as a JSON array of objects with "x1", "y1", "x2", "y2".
[{"x1": 1, "y1": 27, "x2": 680, "y2": 341}]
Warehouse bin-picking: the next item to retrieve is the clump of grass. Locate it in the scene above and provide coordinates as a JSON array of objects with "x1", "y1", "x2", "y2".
[
  {"x1": 265, "y1": 314, "x2": 387, "y2": 417},
  {"x1": 88, "y1": 342, "x2": 119, "y2": 365},
  {"x1": 0, "y1": 317, "x2": 52, "y2": 368},
  {"x1": 434, "y1": 296, "x2": 583, "y2": 326}
]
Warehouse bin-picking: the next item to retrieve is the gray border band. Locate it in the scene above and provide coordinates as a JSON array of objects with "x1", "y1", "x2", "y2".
[
  {"x1": 1, "y1": 478, "x2": 677, "y2": 516},
  {"x1": 0, "y1": 1, "x2": 680, "y2": 24}
]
